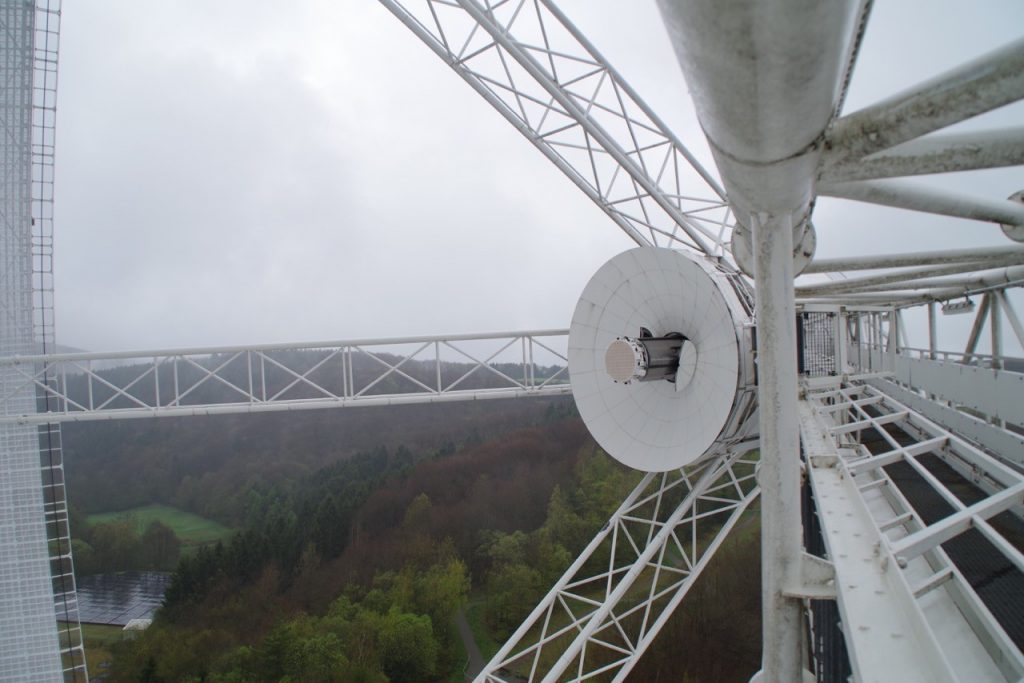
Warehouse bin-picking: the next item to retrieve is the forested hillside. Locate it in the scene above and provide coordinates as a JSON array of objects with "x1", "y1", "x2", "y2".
[
  {"x1": 64, "y1": 373, "x2": 568, "y2": 526},
  {"x1": 64, "y1": 353, "x2": 760, "y2": 681}
]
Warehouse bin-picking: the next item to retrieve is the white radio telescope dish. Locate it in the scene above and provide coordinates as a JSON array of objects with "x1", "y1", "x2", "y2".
[{"x1": 569, "y1": 247, "x2": 757, "y2": 471}]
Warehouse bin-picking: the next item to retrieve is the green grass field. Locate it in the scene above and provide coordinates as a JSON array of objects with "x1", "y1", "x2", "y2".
[
  {"x1": 87, "y1": 504, "x2": 234, "y2": 546},
  {"x1": 78, "y1": 622, "x2": 124, "y2": 647}
]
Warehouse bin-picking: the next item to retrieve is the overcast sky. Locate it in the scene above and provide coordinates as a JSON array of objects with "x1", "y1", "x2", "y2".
[{"x1": 52, "y1": 1, "x2": 1024, "y2": 353}]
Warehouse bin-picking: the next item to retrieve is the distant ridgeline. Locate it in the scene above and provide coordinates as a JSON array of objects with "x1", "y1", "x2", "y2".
[{"x1": 62, "y1": 348, "x2": 574, "y2": 526}]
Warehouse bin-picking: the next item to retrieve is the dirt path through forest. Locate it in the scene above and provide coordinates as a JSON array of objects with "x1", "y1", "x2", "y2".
[{"x1": 456, "y1": 607, "x2": 485, "y2": 681}]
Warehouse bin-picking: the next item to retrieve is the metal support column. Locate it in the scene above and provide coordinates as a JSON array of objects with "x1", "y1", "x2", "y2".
[
  {"x1": 996, "y1": 290, "x2": 1024, "y2": 348},
  {"x1": 836, "y1": 309, "x2": 848, "y2": 373},
  {"x1": 897, "y1": 309, "x2": 910, "y2": 350},
  {"x1": 856, "y1": 313, "x2": 864, "y2": 371},
  {"x1": 990, "y1": 292, "x2": 1002, "y2": 370},
  {"x1": 751, "y1": 212, "x2": 804, "y2": 681},
  {"x1": 963, "y1": 294, "x2": 991, "y2": 364},
  {"x1": 928, "y1": 302, "x2": 937, "y2": 360}
]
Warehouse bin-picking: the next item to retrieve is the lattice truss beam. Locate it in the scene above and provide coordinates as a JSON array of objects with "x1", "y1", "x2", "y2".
[
  {"x1": 802, "y1": 380, "x2": 1024, "y2": 682},
  {"x1": 378, "y1": 0, "x2": 733, "y2": 256},
  {"x1": 478, "y1": 443, "x2": 759, "y2": 683},
  {"x1": 0, "y1": 331, "x2": 570, "y2": 424}
]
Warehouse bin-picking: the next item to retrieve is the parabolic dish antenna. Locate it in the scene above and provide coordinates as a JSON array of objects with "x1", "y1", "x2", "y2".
[{"x1": 569, "y1": 247, "x2": 757, "y2": 471}]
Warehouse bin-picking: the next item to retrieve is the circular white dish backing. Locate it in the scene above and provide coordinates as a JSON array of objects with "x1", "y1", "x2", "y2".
[{"x1": 569, "y1": 247, "x2": 740, "y2": 471}]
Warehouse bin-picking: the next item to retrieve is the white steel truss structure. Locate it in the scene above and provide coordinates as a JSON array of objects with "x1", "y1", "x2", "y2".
[
  {"x1": 0, "y1": 331, "x2": 570, "y2": 424},
  {"x1": 378, "y1": 0, "x2": 734, "y2": 257},
  {"x1": 479, "y1": 443, "x2": 759, "y2": 682},
  {"x1": 0, "y1": 0, "x2": 1023, "y2": 681}
]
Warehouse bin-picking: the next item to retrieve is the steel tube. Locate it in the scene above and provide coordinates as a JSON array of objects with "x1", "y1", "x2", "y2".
[
  {"x1": 1, "y1": 384, "x2": 575, "y2": 426},
  {"x1": 796, "y1": 257, "x2": 1024, "y2": 297},
  {"x1": 653, "y1": 3, "x2": 860, "y2": 676},
  {"x1": 820, "y1": 178, "x2": 1024, "y2": 227},
  {"x1": 803, "y1": 245, "x2": 1024, "y2": 273},
  {"x1": 991, "y1": 291, "x2": 1003, "y2": 369},
  {"x1": 996, "y1": 291, "x2": 1024, "y2": 349},
  {"x1": 798, "y1": 277, "x2": 1024, "y2": 305},
  {"x1": 918, "y1": 280, "x2": 1024, "y2": 303},
  {"x1": 963, "y1": 295, "x2": 991, "y2": 363},
  {"x1": 928, "y1": 302, "x2": 937, "y2": 360},
  {"x1": 0, "y1": 329, "x2": 571, "y2": 366},
  {"x1": 798, "y1": 282, "x2": 1023, "y2": 307},
  {"x1": 849, "y1": 266, "x2": 1024, "y2": 295},
  {"x1": 830, "y1": 284, "x2": 1024, "y2": 309},
  {"x1": 821, "y1": 127, "x2": 1024, "y2": 182},
  {"x1": 751, "y1": 212, "x2": 804, "y2": 680},
  {"x1": 799, "y1": 294, "x2": 934, "y2": 306},
  {"x1": 656, "y1": 0, "x2": 860, "y2": 218},
  {"x1": 826, "y1": 37, "x2": 1024, "y2": 165}
]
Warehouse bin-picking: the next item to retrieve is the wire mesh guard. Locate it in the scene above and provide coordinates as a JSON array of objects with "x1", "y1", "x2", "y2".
[
  {"x1": 33, "y1": 0, "x2": 89, "y2": 678},
  {"x1": 798, "y1": 312, "x2": 838, "y2": 377}
]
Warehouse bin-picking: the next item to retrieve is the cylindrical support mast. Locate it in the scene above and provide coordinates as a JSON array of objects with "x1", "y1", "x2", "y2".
[
  {"x1": 750, "y1": 212, "x2": 804, "y2": 680},
  {"x1": 655, "y1": 0, "x2": 861, "y2": 219},
  {"x1": 654, "y1": 1, "x2": 862, "y2": 679}
]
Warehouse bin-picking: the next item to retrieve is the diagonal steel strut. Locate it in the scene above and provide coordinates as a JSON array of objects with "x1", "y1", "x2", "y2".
[{"x1": 478, "y1": 442, "x2": 759, "y2": 682}]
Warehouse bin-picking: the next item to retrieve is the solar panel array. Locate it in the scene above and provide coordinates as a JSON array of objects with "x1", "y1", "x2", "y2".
[{"x1": 76, "y1": 572, "x2": 171, "y2": 626}]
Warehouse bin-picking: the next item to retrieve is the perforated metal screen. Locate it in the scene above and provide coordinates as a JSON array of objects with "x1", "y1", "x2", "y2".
[{"x1": 798, "y1": 312, "x2": 838, "y2": 377}]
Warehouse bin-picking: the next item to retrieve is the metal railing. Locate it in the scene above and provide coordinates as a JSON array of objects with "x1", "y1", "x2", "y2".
[{"x1": 803, "y1": 381, "x2": 1024, "y2": 682}]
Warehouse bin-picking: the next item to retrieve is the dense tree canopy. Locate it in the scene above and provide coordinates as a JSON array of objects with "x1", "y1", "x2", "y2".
[{"x1": 69, "y1": 387, "x2": 760, "y2": 682}]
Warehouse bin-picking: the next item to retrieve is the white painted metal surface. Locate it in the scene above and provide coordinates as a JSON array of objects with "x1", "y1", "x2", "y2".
[
  {"x1": 802, "y1": 399, "x2": 968, "y2": 683},
  {"x1": 0, "y1": 331, "x2": 571, "y2": 425},
  {"x1": 377, "y1": 0, "x2": 735, "y2": 259},
  {"x1": 653, "y1": 0, "x2": 866, "y2": 675},
  {"x1": 803, "y1": 246, "x2": 1024, "y2": 274},
  {"x1": 477, "y1": 443, "x2": 759, "y2": 682},
  {"x1": 749, "y1": 212, "x2": 806, "y2": 679},
  {"x1": 887, "y1": 353, "x2": 1024, "y2": 429},
  {"x1": 0, "y1": 2, "x2": 65, "y2": 680},
  {"x1": 655, "y1": 0, "x2": 860, "y2": 219},
  {"x1": 819, "y1": 127, "x2": 1024, "y2": 183},
  {"x1": 803, "y1": 381, "x2": 1024, "y2": 681},
  {"x1": 866, "y1": 378, "x2": 1024, "y2": 469},
  {"x1": 824, "y1": 37, "x2": 1024, "y2": 173},
  {"x1": 568, "y1": 247, "x2": 755, "y2": 471},
  {"x1": 1, "y1": 0, "x2": 1022, "y2": 681}
]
